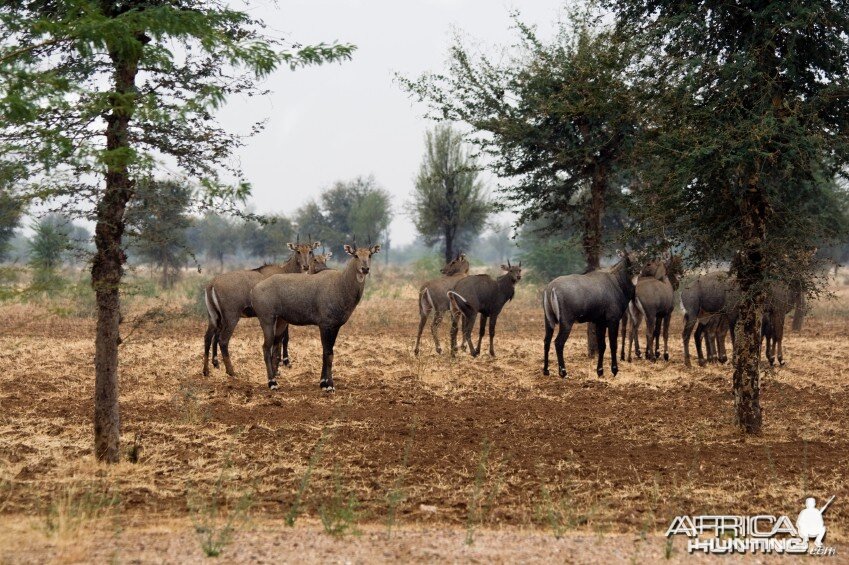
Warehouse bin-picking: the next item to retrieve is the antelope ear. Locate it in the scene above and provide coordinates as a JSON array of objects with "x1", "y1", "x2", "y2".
[
  {"x1": 288, "y1": 243, "x2": 296, "y2": 251},
  {"x1": 459, "y1": 253, "x2": 466, "y2": 260},
  {"x1": 500, "y1": 264, "x2": 509, "y2": 271},
  {"x1": 325, "y1": 251, "x2": 333, "y2": 258},
  {"x1": 370, "y1": 244, "x2": 381, "y2": 255},
  {"x1": 344, "y1": 244, "x2": 356, "y2": 256},
  {"x1": 312, "y1": 241, "x2": 321, "y2": 249}
]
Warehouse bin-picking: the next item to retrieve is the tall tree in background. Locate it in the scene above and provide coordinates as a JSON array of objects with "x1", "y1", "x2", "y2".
[
  {"x1": 126, "y1": 179, "x2": 193, "y2": 288},
  {"x1": 240, "y1": 214, "x2": 295, "y2": 262},
  {"x1": 401, "y1": 10, "x2": 634, "y2": 270},
  {"x1": 608, "y1": 0, "x2": 849, "y2": 432},
  {"x1": 0, "y1": 1, "x2": 354, "y2": 462},
  {"x1": 296, "y1": 176, "x2": 392, "y2": 256},
  {"x1": 402, "y1": 9, "x2": 634, "y2": 354},
  {"x1": 408, "y1": 125, "x2": 491, "y2": 262},
  {"x1": 196, "y1": 213, "x2": 242, "y2": 270},
  {"x1": 28, "y1": 214, "x2": 72, "y2": 274},
  {"x1": 0, "y1": 186, "x2": 22, "y2": 262}
]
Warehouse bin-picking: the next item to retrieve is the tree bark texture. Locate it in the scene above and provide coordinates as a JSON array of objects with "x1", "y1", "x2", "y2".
[
  {"x1": 731, "y1": 184, "x2": 767, "y2": 434},
  {"x1": 585, "y1": 165, "x2": 606, "y2": 357},
  {"x1": 92, "y1": 33, "x2": 141, "y2": 462}
]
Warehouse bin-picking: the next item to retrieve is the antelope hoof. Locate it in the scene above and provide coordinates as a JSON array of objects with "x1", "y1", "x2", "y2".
[
  {"x1": 320, "y1": 379, "x2": 335, "y2": 392},
  {"x1": 282, "y1": 357, "x2": 290, "y2": 367},
  {"x1": 596, "y1": 368, "x2": 604, "y2": 377},
  {"x1": 559, "y1": 367, "x2": 567, "y2": 378},
  {"x1": 202, "y1": 367, "x2": 209, "y2": 377},
  {"x1": 768, "y1": 358, "x2": 775, "y2": 367},
  {"x1": 663, "y1": 353, "x2": 669, "y2": 361},
  {"x1": 611, "y1": 365, "x2": 618, "y2": 376},
  {"x1": 635, "y1": 352, "x2": 642, "y2": 359},
  {"x1": 778, "y1": 358, "x2": 785, "y2": 367},
  {"x1": 435, "y1": 347, "x2": 443, "y2": 355},
  {"x1": 543, "y1": 368, "x2": 550, "y2": 376},
  {"x1": 268, "y1": 380, "x2": 278, "y2": 390},
  {"x1": 697, "y1": 359, "x2": 707, "y2": 368},
  {"x1": 212, "y1": 359, "x2": 220, "y2": 369}
]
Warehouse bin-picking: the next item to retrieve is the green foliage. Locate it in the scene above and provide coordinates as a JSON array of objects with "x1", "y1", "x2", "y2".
[
  {"x1": 0, "y1": 184, "x2": 22, "y2": 261},
  {"x1": 27, "y1": 214, "x2": 81, "y2": 289},
  {"x1": 126, "y1": 178, "x2": 193, "y2": 288},
  {"x1": 239, "y1": 214, "x2": 294, "y2": 262},
  {"x1": 401, "y1": 7, "x2": 635, "y2": 265},
  {"x1": 0, "y1": 1, "x2": 355, "y2": 207},
  {"x1": 606, "y1": 0, "x2": 849, "y2": 290},
  {"x1": 295, "y1": 176, "x2": 392, "y2": 256},
  {"x1": 319, "y1": 464, "x2": 361, "y2": 538},
  {"x1": 408, "y1": 125, "x2": 491, "y2": 262},
  {"x1": 191, "y1": 213, "x2": 241, "y2": 269},
  {"x1": 517, "y1": 226, "x2": 585, "y2": 282}
]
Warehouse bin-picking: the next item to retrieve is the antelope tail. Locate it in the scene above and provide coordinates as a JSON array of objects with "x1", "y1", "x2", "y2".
[
  {"x1": 205, "y1": 286, "x2": 221, "y2": 328},
  {"x1": 543, "y1": 288, "x2": 559, "y2": 329},
  {"x1": 447, "y1": 290, "x2": 473, "y2": 319},
  {"x1": 419, "y1": 287, "x2": 435, "y2": 316}
]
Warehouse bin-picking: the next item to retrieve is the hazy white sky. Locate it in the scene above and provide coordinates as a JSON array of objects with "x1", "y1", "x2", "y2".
[{"x1": 218, "y1": 0, "x2": 566, "y2": 246}]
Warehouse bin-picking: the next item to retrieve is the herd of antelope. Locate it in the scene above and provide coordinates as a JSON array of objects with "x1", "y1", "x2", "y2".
[{"x1": 202, "y1": 239, "x2": 801, "y2": 390}]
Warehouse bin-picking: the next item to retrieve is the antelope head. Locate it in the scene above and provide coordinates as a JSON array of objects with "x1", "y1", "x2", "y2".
[
  {"x1": 344, "y1": 242, "x2": 381, "y2": 283},
  {"x1": 501, "y1": 259, "x2": 522, "y2": 282},
  {"x1": 441, "y1": 252, "x2": 470, "y2": 276},
  {"x1": 288, "y1": 236, "x2": 321, "y2": 272}
]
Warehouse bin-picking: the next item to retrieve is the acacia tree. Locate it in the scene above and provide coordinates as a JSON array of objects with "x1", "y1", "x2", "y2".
[
  {"x1": 409, "y1": 125, "x2": 491, "y2": 262},
  {"x1": 126, "y1": 178, "x2": 193, "y2": 288},
  {"x1": 608, "y1": 1, "x2": 849, "y2": 432},
  {"x1": 0, "y1": 1, "x2": 353, "y2": 462},
  {"x1": 401, "y1": 10, "x2": 634, "y2": 353},
  {"x1": 401, "y1": 11, "x2": 634, "y2": 270},
  {"x1": 296, "y1": 176, "x2": 392, "y2": 256}
]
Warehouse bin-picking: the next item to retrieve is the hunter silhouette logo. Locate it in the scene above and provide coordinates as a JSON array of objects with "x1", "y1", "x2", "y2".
[
  {"x1": 666, "y1": 495, "x2": 837, "y2": 556},
  {"x1": 797, "y1": 496, "x2": 834, "y2": 549}
]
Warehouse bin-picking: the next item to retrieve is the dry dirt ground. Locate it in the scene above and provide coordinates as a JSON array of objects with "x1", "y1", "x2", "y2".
[{"x1": 1, "y1": 275, "x2": 848, "y2": 563}]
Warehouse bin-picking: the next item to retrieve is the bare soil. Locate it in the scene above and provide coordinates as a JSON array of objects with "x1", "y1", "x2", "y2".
[{"x1": 1, "y1": 278, "x2": 848, "y2": 562}]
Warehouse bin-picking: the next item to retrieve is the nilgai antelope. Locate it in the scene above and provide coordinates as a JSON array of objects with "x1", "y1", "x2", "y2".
[
  {"x1": 309, "y1": 250, "x2": 333, "y2": 274},
  {"x1": 680, "y1": 271, "x2": 740, "y2": 367},
  {"x1": 448, "y1": 262, "x2": 522, "y2": 357},
  {"x1": 622, "y1": 254, "x2": 682, "y2": 362},
  {"x1": 761, "y1": 282, "x2": 797, "y2": 366},
  {"x1": 250, "y1": 242, "x2": 381, "y2": 391},
  {"x1": 414, "y1": 253, "x2": 470, "y2": 355},
  {"x1": 203, "y1": 239, "x2": 320, "y2": 377},
  {"x1": 543, "y1": 252, "x2": 638, "y2": 378}
]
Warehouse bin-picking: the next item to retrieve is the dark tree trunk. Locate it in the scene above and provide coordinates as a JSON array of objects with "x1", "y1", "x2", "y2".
[
  {"x1": 584, "y1": 165, "x2": 606, "y2": 357},
  {"x1": 732, "y1": 184, "x2": 767, "y2": 434},
  {"x1": 444, "y1": 174, "x2": 457, "y2": 264},
  {"x1": 791, "y1": 292, "x2": 805, "y2": 332},
  {"x1": 92, "y1": 30, "x2": 141, "y2": 463}
]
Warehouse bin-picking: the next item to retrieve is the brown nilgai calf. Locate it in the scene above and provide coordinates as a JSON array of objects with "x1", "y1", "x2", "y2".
[
  {"x1": 680, "y1": 271, "x2": 740, "y2": 367},
  {"x1": 250, "y1": 242, "x2": 381, "y2": 391},
  {"x1": 309, "y1": 249, "x2": 333, "y2": 274},
  {"x1": 542, "y1": 252, "x2": 639, "y2": 378},
  {"x1": 447, "y1": 261, "x2": 522, "y2": 357},
  {"x1": 414, "y1": 253, "x2": 470, "y2": 355},
  {"x1": 203, "y1": 239, "x2": 320, "y2": 377},
  {"x1": 622, "y1": 254, "x2": 683, "y2": 362}
]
